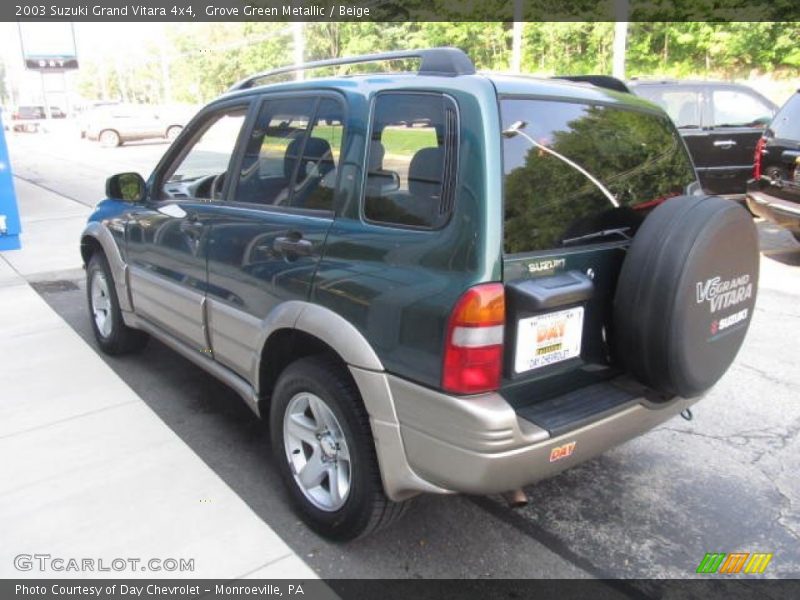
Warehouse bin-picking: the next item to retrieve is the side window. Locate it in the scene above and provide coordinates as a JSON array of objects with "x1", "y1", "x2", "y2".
[
  {"x1": 364, "y1": 93, "x2": 457, "y2": 228},
  {"x1": 712, "y1": 89, "x2": 774, "y2": 128},
  {"x1": 161, "y1": 108, "x2": 247, "y2": 200},
  {"x1": 234, "y1": 96, "x2": 344, "y2": 210},
  {"x1": 638, "y1": 88, "x2": 703, "y2": 129},
  {"x1": 293, "y1": 98, "x2": 345, "y2": 210}
]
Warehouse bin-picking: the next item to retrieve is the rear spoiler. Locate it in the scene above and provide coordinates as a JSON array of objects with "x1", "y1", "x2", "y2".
[{"x1": 552, "y1": 75, "x2": 631, "y2": 94}]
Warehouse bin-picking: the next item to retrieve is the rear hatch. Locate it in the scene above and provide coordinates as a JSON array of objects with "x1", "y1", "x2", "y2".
[
  {"x1": 754, "y1": 91, "x2": 800, "y2": 204},
  {"x1": 498, "y1": 95, "x2": 697, "y2": 427}
]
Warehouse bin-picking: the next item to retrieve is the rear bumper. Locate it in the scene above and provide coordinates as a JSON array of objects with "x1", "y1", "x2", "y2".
[
  {"x1": 747, "y1": 190, "x2": 800, "y2": 233},
  {"x1": 350, "y1": 367, "x2": 699, "y2": 500}
]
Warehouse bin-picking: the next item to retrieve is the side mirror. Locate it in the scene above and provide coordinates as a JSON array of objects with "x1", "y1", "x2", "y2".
[{"x1": 106, "y1": 172, "x2": 146, "y2": 203}]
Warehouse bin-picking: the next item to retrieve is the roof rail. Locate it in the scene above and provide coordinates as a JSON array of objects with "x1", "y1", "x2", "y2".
[
  {"x1": 229, "y1": 47, "x2": 476, "y2": 91},
  {"x1": 552, "y1": 75, "x2": 631, "y2": 94}
]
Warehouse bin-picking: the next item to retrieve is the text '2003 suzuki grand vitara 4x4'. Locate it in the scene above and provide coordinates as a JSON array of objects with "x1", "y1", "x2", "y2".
[{"x1": 81, "y1": 48, "x2": 759, "y2": 540}]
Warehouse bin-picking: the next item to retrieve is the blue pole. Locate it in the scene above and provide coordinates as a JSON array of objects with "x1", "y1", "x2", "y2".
[{"x1": 0, "y1": 107, "x2": 21, "y2": 251}]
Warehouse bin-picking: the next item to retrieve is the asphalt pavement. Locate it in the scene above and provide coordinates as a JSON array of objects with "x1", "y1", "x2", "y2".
[{"x1": 3, "y1": 127, "x2": 799, "y2": 583}]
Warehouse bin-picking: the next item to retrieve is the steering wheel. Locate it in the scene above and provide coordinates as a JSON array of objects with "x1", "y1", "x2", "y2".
[{"x1": 210, "y1": 172, "x2": 226, "y2": 200}]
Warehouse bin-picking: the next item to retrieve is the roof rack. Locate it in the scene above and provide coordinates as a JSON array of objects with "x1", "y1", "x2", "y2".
[
  {"x1": 552, "y1": 75, "x2": 631, "y2": 94},
  {"x1": 228, "y1": 47, "x2": 476, "y2": 91}
]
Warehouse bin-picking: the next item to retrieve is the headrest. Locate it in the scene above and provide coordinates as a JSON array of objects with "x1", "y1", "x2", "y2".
[{"x1": 408, "y1": 146, "x2": 443, "y2": 198}]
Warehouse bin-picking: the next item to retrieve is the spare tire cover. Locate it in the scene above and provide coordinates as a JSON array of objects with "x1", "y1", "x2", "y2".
[{"x1": 613, "y1": 196, "x2": 759, "y2": 398}]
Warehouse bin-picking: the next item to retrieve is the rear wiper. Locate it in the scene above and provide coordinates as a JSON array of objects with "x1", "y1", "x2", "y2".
[{"x1": 561, "y1": 227, "x2": 631, "y2": 246}]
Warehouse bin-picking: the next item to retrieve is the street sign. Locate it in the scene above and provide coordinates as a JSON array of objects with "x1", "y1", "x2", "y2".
[{"x1": 18, "y1": 23, "x2": 79, "y2": 71}]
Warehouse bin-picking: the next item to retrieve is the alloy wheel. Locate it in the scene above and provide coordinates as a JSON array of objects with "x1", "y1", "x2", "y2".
[{"x1": 283, "y1": 392, "x2": 351, "y2": 511}]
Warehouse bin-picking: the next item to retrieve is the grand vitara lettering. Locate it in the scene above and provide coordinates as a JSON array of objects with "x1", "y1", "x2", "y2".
[{"x1": 696, "y1": 274, "x2": 753, "y2": 313}]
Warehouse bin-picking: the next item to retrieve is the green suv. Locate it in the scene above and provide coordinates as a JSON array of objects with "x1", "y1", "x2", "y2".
[{"x1": 80, "y1": 48, "x2": 760, "y2": 540}]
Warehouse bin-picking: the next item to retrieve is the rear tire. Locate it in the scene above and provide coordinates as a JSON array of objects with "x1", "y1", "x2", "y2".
[
  {"x1": 86, "y1": 253, "x2": 149, "y2": 355},
  {"x1": 166, "y1": 125, "x2": 182, "y2": 142},
  {"x1": 792, "y1": 232, "x2": 800, "y2": 243},
  {"x1": 270, "y1": 355, "x2": 408, "y2": 540}
]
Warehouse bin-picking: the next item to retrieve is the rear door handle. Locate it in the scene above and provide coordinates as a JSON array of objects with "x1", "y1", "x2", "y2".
[
  {"x1": 713, "y1": 140, "x2": 737, "y2": 148},
  {"x1": 273, "y1": 235, "x2": 313, "y2": 257}
]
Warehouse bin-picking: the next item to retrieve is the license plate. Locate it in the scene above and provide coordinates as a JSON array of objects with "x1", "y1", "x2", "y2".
[{"x1": 514, "y1": 307, "x2": 584, "y2": 373}]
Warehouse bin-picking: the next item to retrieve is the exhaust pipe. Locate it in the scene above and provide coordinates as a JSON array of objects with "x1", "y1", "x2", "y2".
[{"x1": 501, "y1": 488, "x2": 528, "y2": 508}]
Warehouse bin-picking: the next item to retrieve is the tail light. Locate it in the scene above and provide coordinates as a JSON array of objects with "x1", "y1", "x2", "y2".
[
  {"x1": 442, "y1": 283, "x2": 505, "y2": 395},
  {"x1": 753, "y1": 137, "x2": 766, "y2": 180}
]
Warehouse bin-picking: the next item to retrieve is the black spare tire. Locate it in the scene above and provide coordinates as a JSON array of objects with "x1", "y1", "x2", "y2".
[{"x1": 614, "y1": 196, "x2": 759, "y2": 398}]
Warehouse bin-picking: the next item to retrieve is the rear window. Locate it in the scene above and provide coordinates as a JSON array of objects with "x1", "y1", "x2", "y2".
[
  {"x1": 768, "y1": 93, "x2": 800, "y2": 140},
  {"x1": 501, "y1": 98, "x2": 696, "y2": 254}
]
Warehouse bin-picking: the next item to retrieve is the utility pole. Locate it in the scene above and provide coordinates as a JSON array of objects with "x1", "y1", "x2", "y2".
[
  {"x1": 511, "y1": 0, "x2": 524, "y2": 74},
  {"x1": 293, "y1": 21, "x2": 305, "y2": 80},
  {"x1": 612, "y1": 0, "x2": 629, "y2": 80}
]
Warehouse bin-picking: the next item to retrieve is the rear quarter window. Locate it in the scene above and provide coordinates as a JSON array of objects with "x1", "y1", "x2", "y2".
[
  {"x1": 501, "y1": 98, "x2": 696, "y2": 254},
  {"x1": 768, "y1": 93, "x2": 800, "y2": 140}
]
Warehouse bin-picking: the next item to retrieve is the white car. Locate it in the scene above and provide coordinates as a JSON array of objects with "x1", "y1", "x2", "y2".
[{"x1": 83, "y1": 103, "x2": 191, "y2": 147}]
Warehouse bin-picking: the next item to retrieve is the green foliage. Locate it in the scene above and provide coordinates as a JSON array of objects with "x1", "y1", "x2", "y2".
[{"x1": 74, "y1": 22, "x2": 800, "y2": 104}]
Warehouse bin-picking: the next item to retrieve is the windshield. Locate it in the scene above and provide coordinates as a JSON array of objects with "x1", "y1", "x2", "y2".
[{"x1": 501, "y1": 98, "x2": 696, "y2": 254}]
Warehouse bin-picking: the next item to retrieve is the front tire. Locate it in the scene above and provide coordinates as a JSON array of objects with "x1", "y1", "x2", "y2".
[
  {"x1": 99, "y1": 129, "x2": 120, "y2": 148},
  {"x1": 270, "y1": 356, "x2": 408, "y2": 540},
  {"x1": 87, "y1": 253, "x2": 148, "y2": 355}
]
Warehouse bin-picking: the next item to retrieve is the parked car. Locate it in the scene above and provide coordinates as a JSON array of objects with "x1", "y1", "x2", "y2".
[
  {"x1": 629, "y1": 80, "x2": 777, "y2": 198},
  {"x1": 48, "y1": 106, "x2": 67, "y2": 119},
  {"x1": 10, "y1": 105, "x2": 46, "y2": 132},
  {"x1": 747, "y1": 89, "x2": 800, "y2": 241},
  {"x1": 77, "y1": 101, "x2": 120, "y2": 138},
  {"x1": 83, "y1": 103, "x2": 187, "y2": 147},
  {"x1": 81, "y1": 48, "x2": 759, "y2": 540}
]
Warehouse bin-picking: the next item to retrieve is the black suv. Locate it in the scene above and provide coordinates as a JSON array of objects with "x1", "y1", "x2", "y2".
[
  {"x1": 747, "y1": 89, "x2": 800, "y2": 241},
  {"x1": 630, "y1": 80, "x2": 777, "y2": 198},
  {"x1": 81, "y1": 49, "x2": 760, "y2": 540}
]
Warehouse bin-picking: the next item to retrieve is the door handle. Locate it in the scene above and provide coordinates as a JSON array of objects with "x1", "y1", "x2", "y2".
[
  {"x1": 713, "y1": 140, "x2": 737, "y2": 148},
  {"x1": 273, "y1": 235, "x2": 313, "y2": 257}
]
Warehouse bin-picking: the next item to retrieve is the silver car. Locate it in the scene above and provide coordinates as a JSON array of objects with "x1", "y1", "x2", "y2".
[{"x1": 84, "y1": 103, "x2": 189, "y2": 147}]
